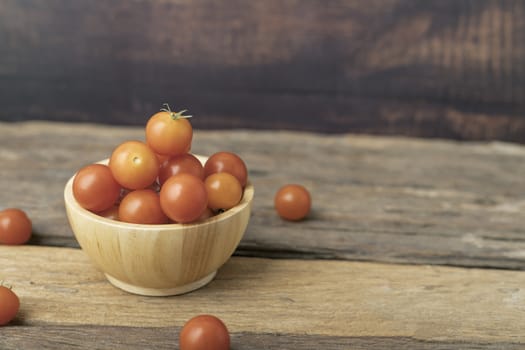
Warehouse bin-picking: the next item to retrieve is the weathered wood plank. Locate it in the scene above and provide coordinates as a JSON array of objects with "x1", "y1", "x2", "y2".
[
  {"x1": 0, "y1": 1, "x2": 524, "y2": 141},
  {"x1": 2, "y1": 326, "x2": 523, "y2": 350},
  {"x1": 1, "y1": 121, "x2": 525, "y2": 269},
  {"x1": 1, "y1": 246, "x2": 525, "y2": 348}
]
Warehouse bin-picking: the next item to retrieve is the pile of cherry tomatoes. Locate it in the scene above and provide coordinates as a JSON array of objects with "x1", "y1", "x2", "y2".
[
  {"x1": 0, "y1": 208, "x2": 32, "y2": 245},
  {"x1": 72, "y1": 104, "x2": 248, "y2": 224},
  {"x1": 0, "y1": 104, "x2": 312, "y2": 338}
]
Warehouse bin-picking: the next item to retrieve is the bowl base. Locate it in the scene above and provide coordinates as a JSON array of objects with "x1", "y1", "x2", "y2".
[{"x1": 105, "y1": 271, "x2": 217, "y2": 296}]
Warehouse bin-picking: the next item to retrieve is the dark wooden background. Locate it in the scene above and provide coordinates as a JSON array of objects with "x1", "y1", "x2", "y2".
[{"x1": 1, "y1": 0, "x2": 524, "y2": 142}]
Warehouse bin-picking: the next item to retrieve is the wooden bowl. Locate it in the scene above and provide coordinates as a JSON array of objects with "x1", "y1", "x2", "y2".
[{"x1": 63, "y1": 156, "x2": 253, "y2": 296}]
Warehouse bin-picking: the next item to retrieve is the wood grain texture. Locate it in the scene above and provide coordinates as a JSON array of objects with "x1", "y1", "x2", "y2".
[
  {"x1": 1, "y1": 121, "x2": 525, "y2": 269},
  {"x1": 2, "y1": 326, "x2": 524, "y2": 350},
  {"x1": 1, "y1": 246, "x2": 525, "y2": 349},
  {"x1": 0, "y1": 1, "x2": 524, "y2": 141}
]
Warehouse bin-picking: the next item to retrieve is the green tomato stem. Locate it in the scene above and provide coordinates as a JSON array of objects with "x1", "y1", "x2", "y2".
[{"x1": 160, "y1": 103, "x2": 192, "y2": 120}]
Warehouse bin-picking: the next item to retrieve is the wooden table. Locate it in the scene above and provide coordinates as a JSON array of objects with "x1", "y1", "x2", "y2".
[{"x1": 1, "y1": 121, "x2": 525, "y2": 349}]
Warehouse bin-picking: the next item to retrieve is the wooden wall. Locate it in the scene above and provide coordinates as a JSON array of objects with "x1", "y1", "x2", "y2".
[{"x1": 1, "y1": 0, "x2": 524, "y2": 142}]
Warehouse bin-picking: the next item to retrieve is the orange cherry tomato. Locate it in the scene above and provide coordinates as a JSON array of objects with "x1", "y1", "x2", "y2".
[
  {"x1": 160, "y1": 174, "x2": 208, "y2": 224},
  {"x1": 118, "y1": 189, "x2": 169, "y2": 224},
  {"x1": 204, "y1": 152, "x2": 248, "y2": 188},
  {"x1": 274, "y1": 184, "x2": 311, "y2": 221},
  {"x1": 109, "y1": 141, "x2": 159, "y2": 190},
  {"x1": 0, "y1": 209, "x2": 32, "y2": 245},
  {"x1": 204, "y1": 173, "x2": 242, "y2": 211},
  {"x1": 179, "y1": 314, "x2": 230, "y2": 350},
  {"x1": 73, "y1": 164, "x2": 121, "y2": 213},
  {"x1": 158, "y1": 153, "x2": 204, "y2": 185},
  {"x1": 0, "y1": 285, "x2": 20, "y2": 325},
  {"x1": 145, "y1": 104, "x2": 193, "y2": 156}
]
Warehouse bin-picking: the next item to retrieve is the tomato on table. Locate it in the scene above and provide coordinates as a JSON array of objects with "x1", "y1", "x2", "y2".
[
  {"x1": 0, "y1": 285, "x2": 19, "y2": 326},
  {"x1": 179, "y1": 314, "x2": 230, "y2": 350},
  {"x1": 274, "y1": 184, "x2": 311, "y2": 221},
  {"x1": 0, "y1": 208, "x2": 32, "y2": 245}
]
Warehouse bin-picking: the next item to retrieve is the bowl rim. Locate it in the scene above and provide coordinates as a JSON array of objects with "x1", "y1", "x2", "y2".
[{"x1": 64, "y1": 155, "x2": 254, "y2": 231}]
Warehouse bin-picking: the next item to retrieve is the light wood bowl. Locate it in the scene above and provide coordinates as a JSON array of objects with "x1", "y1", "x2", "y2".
[{"x1": 64, "y1": 156, "x2": 253, "y2": 296}]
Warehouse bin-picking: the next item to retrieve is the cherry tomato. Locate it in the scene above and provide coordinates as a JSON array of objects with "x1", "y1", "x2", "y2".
[
  {"x1": 73, "y1": 164, "x2": 121, "y2": 213},
  {"x1": 158, "y1": 153, "x2": 204, "y2": 185},
  {"x1": 109, "y1": 140, "x2": 159, "y2": 190},
  {"x1": 179, "y1": 314, "x2": 230, "y2": 350},
  {"x1": 0, "y1": 285, "x2": 20, "y2": 326},
  {"x1": 0, "y1": 209, "x2": 32, "y2": 245},
  {"x1": 118, "y1": 189, "x2": 169, "y2": 224},
  {"x1": 203, "y1": 152, "x2": 248, "y2": 188},
  {"x1": 204, "y1": 173, "x2": 242, "y2": 211},
  {"x1": 160, "y1": 174, "x2": 208, "y2": 224},
  {"x1": 274, "y1": 184, "x2": 311, "y2": 221},
  {"x1": 145, "y1": 105, "x2": 193, "y2": 156}
]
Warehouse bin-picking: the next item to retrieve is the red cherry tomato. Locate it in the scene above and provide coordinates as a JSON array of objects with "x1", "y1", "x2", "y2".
[
  {"x1": 204, "y1": 173, "x2": 242, "y2": 211},
  {"x1": 109, "y1": 141, "x2": 159, "y2": 190},
  {"x1": 73, "y1": 164, "x2": 121, "y2": 213},
  {"x1": 204, "y1": 152, "x2": 248, "y2": 188},
  {"x1": 160, "y1": 174, "x2": 208, "y2": 224},
  {"x1": 0, "y1": 209, "x2": 32, "y2": 245},
  {"x1": 118, "y1": 189, "x2": 169, "y2": 224},
  {"x1": 0, "y1": 285, "x2": 20, "y2": 325},
  {"x1": 179, "y1": 314, "x2": 230, "y2": 350},
  {"x1": 274, "y1": 184, "x2": 311, "y2": 221},
  {"x1": 145, "y1": 105, "x2": 193, "y2": 156},
  {"x1": 158, "y1": 153, "x2": 204, "y2": 185}
]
